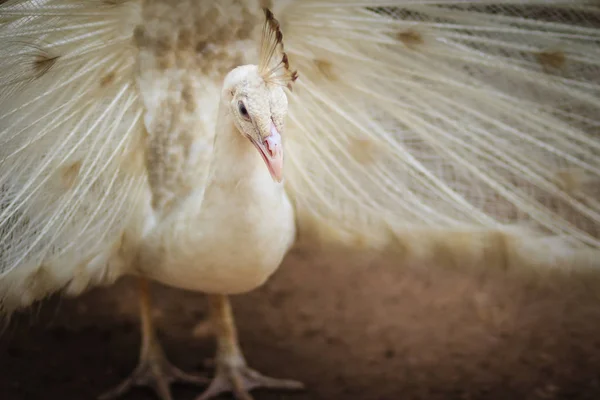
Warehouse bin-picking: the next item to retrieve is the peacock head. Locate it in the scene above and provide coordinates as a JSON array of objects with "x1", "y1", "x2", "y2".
[{"x1": 220, "y1": 8, "x2": 298, "y2": 183}]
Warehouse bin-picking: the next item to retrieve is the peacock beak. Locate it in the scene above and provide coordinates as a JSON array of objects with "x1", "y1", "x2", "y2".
[{"x1": 252, "y1": 122, "x2": 283, "y2": 182}]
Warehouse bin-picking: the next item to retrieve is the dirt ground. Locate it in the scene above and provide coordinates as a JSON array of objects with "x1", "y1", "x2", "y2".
[{"x1": 2, "y1": 245, "x2": 600, "y2": 400}]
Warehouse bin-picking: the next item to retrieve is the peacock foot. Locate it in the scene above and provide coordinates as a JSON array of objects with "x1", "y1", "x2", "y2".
[
  {"x1": 197, "y1": 356, "x2": 304, "y2": 400},
  {"x1": 99, "y1": 344, "x2": 208, "y2": 400},
  {"x1": 198, "y1": 295, "x2": 305, "y2": 399}
]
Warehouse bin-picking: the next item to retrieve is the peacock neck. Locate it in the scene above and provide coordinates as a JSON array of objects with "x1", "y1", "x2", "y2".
[{"x1": 207, "y1": 101, "x2": 280, "y2": 194}]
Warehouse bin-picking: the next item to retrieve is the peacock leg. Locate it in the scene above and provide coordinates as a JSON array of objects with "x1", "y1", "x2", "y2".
[
  {"x1": 196, "y1": 294, "x2": 304, "y2": 400},
  {"x1": 100, "y1": 278, "x2": 207, "y2": 400}
]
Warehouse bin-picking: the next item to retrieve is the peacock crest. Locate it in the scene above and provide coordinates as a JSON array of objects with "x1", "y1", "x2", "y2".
[{"x1": 258, "y1": 8, "x2": 298, "y2": 90}]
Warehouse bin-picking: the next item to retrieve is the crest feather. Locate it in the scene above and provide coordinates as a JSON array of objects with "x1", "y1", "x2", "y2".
[{"x1": 258, "y1": 8, "x2": 298, "y2": 89}]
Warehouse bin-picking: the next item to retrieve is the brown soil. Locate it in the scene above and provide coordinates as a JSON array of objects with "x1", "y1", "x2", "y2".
[{"x1": 2, "y1": 245, "x2": 600, "y2": 400}]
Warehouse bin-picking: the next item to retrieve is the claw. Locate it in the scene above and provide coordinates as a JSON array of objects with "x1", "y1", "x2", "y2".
[
  {"x1": 99, "y1": 351, "x2": 208, "y2": 400},
  {"x1": 196, "y1": 362, "x2": 304, "y2": 400},
  {"x1": 99, "y1": 356, "x2": 207, "y2": 400}
]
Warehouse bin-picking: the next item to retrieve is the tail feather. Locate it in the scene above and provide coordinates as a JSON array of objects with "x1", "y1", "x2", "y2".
[
  {"x1": 0, "y1": 0, "x2": 149, "y2": 314},
  {"x1": 282, "y1": 1, "x2": 600, "y2": 255}
]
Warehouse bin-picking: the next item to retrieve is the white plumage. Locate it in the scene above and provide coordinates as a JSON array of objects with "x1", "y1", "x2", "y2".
[{"x1": 1, "y1": 1, "x2": 599, "y2": 399}]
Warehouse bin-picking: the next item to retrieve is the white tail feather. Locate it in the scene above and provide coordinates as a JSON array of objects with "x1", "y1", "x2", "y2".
[
  {"x1": 282, "y1": 1, "x2": 600, "y2": 253},
  {"x1": 0, "y1": 0, "x2": 148, "y2": 313}
]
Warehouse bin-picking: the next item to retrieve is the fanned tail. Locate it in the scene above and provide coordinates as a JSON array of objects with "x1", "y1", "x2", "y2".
[
  {"x1": 281, "y1": 1, "x2": 600, "y2": 268},
  {"x1": 0, "y1": 0, "x2": 149, "y2": 313}
]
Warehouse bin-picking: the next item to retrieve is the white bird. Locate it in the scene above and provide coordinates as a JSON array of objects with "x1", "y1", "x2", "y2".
[{"x1": 0, "y1": 1, "x2": 599, "y2": 400}]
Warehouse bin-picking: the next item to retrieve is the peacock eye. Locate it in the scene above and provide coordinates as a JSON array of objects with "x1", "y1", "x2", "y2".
[{"x1": 238, "y1": 101, "x2": 250, "y2": 120}]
